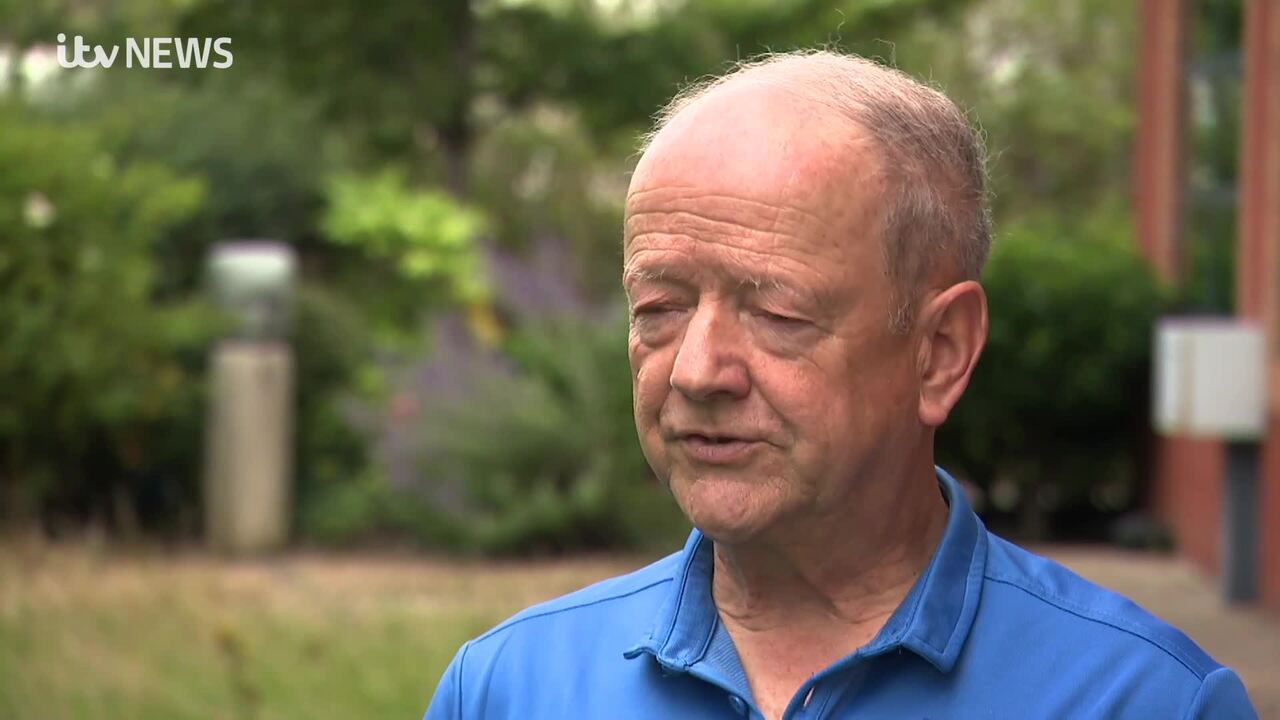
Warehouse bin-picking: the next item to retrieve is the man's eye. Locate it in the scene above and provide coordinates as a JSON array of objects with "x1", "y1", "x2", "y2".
[
  {"x1": 630, "y1": 305, "x2": 682, "y2": 326},
  {"x1": 632, "y1": 305, "x2": 673, "y2": 318},
  {"x1": 756, "y1": 310, "x2": 807, "y2": 327}
]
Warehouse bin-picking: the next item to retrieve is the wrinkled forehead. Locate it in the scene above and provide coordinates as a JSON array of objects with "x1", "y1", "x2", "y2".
[{"x1": 626, "y1": 80, "x2": 883, "y2": 232}]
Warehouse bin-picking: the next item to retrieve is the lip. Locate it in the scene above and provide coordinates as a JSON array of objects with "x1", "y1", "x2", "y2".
[{"x1": 675, "y1": 434, "x2": 764, "y2": 464}]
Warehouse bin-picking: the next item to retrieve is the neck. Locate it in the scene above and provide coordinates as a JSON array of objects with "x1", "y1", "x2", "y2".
[{"x1": 711, "y1": 456, "x2": 948, "y2": 634}]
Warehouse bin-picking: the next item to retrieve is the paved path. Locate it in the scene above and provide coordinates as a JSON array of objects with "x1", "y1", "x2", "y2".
[{"x1": 1044, "y1": 547, "x2": 1280, "y2": 718}]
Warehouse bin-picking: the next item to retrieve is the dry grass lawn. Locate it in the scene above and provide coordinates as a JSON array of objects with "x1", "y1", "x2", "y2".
[
  {"x1": 2, "y1": 539, "x2": 1277, "y2": 719},
  {"x1": 0, "y1": 538, "x2": 644, "y2": 720}
]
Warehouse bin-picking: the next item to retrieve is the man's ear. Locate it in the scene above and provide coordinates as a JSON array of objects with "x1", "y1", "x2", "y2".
[{"x1": 915, "y1": 281, "x2": 988, "y2": 427}]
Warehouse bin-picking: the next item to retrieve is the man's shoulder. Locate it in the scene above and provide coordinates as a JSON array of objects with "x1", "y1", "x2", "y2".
[
  {"x1": 981, "y1": 532, "x2": 1222, "y2": 680},
  {"x1": 425, "y1": 551, "x2": 686, "y2": 719},
  {"x1": 468, "y1": 549, "x2": 682, "y2": 649}
]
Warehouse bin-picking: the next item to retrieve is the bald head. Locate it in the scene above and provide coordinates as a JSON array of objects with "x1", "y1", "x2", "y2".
[
  {"x1": 633, "y1": 51, "x2": 990, "y2": 332},
  {"x1": 632, "y1": 78, "x2": 880, "y2": 208}
]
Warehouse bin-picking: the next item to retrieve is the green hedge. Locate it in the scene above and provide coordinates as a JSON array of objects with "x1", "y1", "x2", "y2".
[{"x1": 938, "y1": 209, "x2": 1165, "y2": 538}]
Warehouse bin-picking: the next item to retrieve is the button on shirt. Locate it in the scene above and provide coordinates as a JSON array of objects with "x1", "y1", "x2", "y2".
[{"x1": 423, "y1": 468, "x2": 1258, "y2": 719}]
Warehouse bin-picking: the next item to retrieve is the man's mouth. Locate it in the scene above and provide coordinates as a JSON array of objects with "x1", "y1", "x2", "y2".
[
  {"x1": 687, "y1": 434, "x2": 738, "y2": 444},
  {"x1": 676, "y1": 433, "x2": 763, "y2": 463}
]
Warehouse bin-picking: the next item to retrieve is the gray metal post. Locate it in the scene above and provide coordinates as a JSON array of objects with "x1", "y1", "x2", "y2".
[{"x1": 1221, "y1": 440, "x2": 1259, "y2": 603}]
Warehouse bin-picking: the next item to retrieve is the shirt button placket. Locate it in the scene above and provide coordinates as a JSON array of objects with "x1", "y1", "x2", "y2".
[
  {"x1": 727, "y1": 694, "x2": 749, "y2": 716},
  {"x1": 786, "y1": 683, "x2": 819, "y2": 720}
]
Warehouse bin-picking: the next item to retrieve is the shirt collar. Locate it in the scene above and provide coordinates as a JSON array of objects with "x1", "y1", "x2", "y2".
[{"x1": 623, "y1": 466, "x2": 987, "y2": 675}]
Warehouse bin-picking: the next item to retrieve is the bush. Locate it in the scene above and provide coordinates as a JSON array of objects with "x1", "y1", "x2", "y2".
[
  {"x1": 0, "y1": 102, "x2": 212, "y2": 531},
  {"x1": 938, "y1": 208, "x2": 1166, "y2": 539},
  {"x1": 289, "y1": 283, "x2": 385, "y2": 540},
  {"x1": 404, "y1": 306, "x2": 688, "y2": 555}
]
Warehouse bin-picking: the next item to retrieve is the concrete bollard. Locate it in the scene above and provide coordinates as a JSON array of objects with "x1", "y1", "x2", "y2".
[{"x1": 204, "y1": 341, "x2": 294, "y2": 553}]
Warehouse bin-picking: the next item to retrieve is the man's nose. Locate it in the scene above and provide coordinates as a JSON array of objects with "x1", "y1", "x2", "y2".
[{"x1": 670, "y1": 303, "x2": 750, "y2": 401}]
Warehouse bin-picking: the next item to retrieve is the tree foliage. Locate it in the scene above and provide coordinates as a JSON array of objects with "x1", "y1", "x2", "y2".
[
  {"x1": 0, "y1": 101, "x2": 212, "y2": 526},
  {"x1": 0, "y1": 0, "x2": 1169, "y2": 546},
  {"x1": 321, "y1": 169, "x2": 489, "y2": 302}
]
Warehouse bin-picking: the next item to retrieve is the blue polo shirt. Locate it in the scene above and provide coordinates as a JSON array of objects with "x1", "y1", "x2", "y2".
[{"x1": 423, "y1": 468, "x2": 1257, "y2": 719}]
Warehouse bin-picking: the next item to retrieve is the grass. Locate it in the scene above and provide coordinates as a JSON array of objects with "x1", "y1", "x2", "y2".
[
  {"x1": 9, "y1": 539, "x2": 1276, "y2": 719},
  {"x1": 0, "y1": 538, "x2": 647, "y2": 720}
]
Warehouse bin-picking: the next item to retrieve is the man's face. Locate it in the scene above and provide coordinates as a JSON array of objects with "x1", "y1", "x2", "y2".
[{"x1": 624, "y1": 83, "x2": 923, "y2": 544}]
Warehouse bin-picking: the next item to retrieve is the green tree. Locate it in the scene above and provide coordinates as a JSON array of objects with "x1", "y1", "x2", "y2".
[
  {"x1": 1, "y1": 0, "x2": 1162, "y2": 546},
  {"x1": 893, "y1": 0, "x2": 1136, "y2": 224},
  {"x1": 0, "y1": 102, "x2": 210, "y2": 529}
]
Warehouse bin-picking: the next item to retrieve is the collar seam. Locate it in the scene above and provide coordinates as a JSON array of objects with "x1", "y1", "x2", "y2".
[
  {"x1": 656, "y1": 532, "x2": 707, "y2": 665},
  {"x1": 940, "y1": 527, "x2": 987, "y2": 659},
  {"x1": 688, "y1": 608, "x2": 718, "y2": 666},
  {"x1": 897, "y1": 562, "x2": 938, "y2": 651},
  {"x1": 898, "y1": 468, "x2": 987, "y2": 666}
]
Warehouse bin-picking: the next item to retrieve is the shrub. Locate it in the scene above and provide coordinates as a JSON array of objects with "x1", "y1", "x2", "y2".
[
  {"x1": 290, "y1": 283, "x2": 386, "y2": 542},
  {"x1": 938, "y1": 208, "x2": 1165, "y2": 539},
  {"x1": 0, "y1": 102, "x2": 211, "y2": 530},
  {"x1": 387, "y1": 243, "x2": 688, "y2": 555},
  {"x1": 405, "y1": 308, "x2": 688, "y2": 555}
]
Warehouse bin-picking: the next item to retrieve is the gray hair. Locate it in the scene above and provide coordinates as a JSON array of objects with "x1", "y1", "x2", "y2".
[{"x1": 643, "y1": 50, "x2": 990, "y2": 333}]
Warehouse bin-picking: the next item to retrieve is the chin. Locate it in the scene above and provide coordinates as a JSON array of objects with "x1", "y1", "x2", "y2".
[{"x1": 671, "y1": 472, "x2": 787, "y2": 545}]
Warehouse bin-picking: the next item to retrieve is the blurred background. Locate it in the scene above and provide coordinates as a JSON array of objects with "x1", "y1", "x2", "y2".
[{"x1": 2, "y1": 0, "x2": 1279, "y2": 718}]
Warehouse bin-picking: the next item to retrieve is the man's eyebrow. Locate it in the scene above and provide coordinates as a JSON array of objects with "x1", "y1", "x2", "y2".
[
  {"x1": 622, "y1": 265, "x2": 777, "y2": 291},
  {"x1": 748, "y1": 277, "x2": 831, "y2": 311},
  {"x1": 622, "y1": 265, "x2": 693, "y2": 289},
  {"x1": 622, "y1": 266, "x2": 667, "y2": 285},
  {"x1": 623, "y1": 264, "x2": 828, "y2": 308},
  {"x1": 735, "y1": 274, "x2": 785, "y2": 293}
]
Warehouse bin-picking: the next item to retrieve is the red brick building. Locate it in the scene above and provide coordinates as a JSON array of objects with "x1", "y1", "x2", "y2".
[{"x1": 1136, "y1": 0, "x2": 1280, "y2": 612}]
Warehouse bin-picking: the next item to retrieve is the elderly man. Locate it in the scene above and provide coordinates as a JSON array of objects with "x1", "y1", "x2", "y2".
[{"x1": 424, "y1": 51, "x2": 1257, "y2": 719}]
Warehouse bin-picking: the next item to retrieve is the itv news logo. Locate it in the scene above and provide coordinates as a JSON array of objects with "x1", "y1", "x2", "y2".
[{"x1": 56, "y1": 33, "x2": 233, "y2": 70}]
